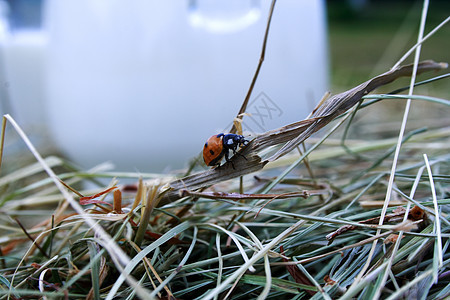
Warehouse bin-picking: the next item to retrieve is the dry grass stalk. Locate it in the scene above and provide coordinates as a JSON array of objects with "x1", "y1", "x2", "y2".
[{"x1": 163, "y1": 60, "x2": 447, "y2": 205}]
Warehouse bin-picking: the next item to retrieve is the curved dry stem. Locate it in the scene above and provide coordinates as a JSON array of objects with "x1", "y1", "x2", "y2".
[{"x1": 161, "y1": 60, "x2": 447, "y2": 206}]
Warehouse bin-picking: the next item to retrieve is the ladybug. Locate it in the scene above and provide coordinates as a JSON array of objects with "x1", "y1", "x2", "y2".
[{"x1": 203, "y1": 133, "x2": 249, "y2": 168}]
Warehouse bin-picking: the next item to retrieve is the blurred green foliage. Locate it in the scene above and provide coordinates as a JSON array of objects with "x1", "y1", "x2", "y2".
[{"x1": 327, "y1": 0, "x2": 450, "y2": 97}]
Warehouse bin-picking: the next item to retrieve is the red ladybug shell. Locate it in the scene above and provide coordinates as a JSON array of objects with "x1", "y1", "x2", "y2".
[{"x1": 203, "y1": 135, "x2": 225, "y2": 166}]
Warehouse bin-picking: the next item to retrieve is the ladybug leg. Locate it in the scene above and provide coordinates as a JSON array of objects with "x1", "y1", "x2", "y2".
[
  {"x1": 235, "y1": 140, "x2": 249, "y2": 161},
  {"x1": 234, "y1": 151, "x2": 248, "y2": 161},
  {"x1": 224, "y1": 150, "x2": 236, "y2": 169},
  {"x1": 234, "y1": 143, "x2": 248, "y2": 161},
  {"x1": 231, "y1": 146, "x2": 247, "y2": 161}
]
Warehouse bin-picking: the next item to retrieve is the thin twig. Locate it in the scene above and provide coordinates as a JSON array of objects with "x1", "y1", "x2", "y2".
[
  {"x1": 15, "y1": 218, "x2": 49, "y2": 259},
  {"x1": 230, "y1": 0, "x2": 277, "y2": 134}
]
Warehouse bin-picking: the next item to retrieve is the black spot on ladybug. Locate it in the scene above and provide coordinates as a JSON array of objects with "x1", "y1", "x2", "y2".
[
  {"x1": 204, "y1": 142, "x2": 208, "y2": 148},
  {"x1": 209, "y1": 150, "x2": 215, "y2": 155}
]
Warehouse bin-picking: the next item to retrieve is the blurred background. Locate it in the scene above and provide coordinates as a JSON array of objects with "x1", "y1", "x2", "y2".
[{"x1": 0, "y1": 0, "x2": 448, "y2": 173}]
